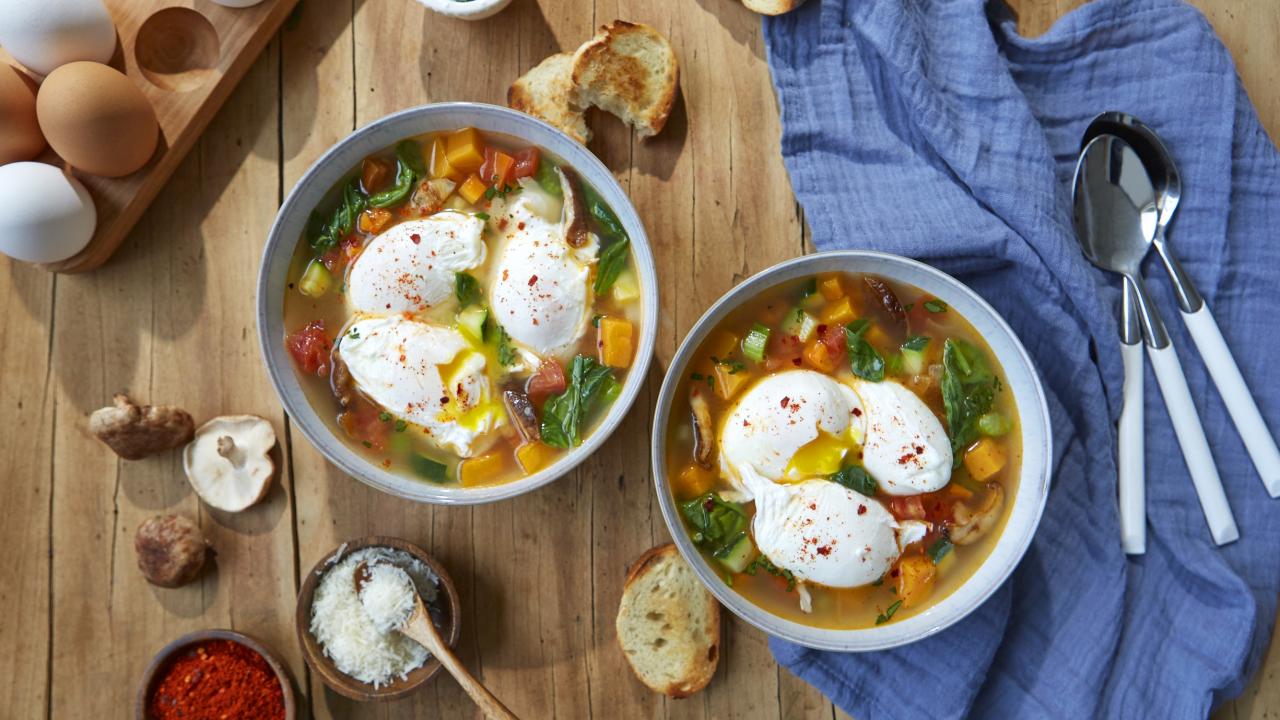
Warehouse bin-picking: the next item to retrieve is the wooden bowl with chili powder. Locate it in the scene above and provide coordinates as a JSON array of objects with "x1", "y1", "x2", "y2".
[
  {"x1": 135, "y1": 629, "x2": 296, "y2": 720},
  {"x1": 295, "y1": 536, "x2": 462, "y2": 701}
]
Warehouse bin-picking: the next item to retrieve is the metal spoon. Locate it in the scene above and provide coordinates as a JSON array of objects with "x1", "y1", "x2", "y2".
[
  {"x1": 1085, "y1": 112, "x2": 1280, "y2": 496},
  {"x1": 1072, "y1": 134, "x2": 1238, "y2": 546},
  {"x1": 1074, "y1": 127, "x2": 1146, "y2": 554},
  {"x1": 355, "y1": 562, "x2": 518, "y2": 719}
]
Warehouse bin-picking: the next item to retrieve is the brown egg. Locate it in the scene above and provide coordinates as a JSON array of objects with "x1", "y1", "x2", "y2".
[
  {"x1": 0, "y1": 65, "x2": 45, "y2": 164},
  {"x1": 36, "y1": 61, "x2": 158, "y2": 178}
]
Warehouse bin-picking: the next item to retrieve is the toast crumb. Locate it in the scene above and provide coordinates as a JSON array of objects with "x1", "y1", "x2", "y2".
[
  {"x1": 571, "y1": 21, "x2": 679, "y2": 139},
  {"x1": 616, "y1": 544, "x2": 719, "y2": 697},
  {"x1": 508, "y1": 52, "x2": 591, "y2": 144}
]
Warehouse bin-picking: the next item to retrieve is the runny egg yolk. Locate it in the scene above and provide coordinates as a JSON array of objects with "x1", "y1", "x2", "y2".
[
  {"x1": 784, "y1": 427, "x2": 863, "y2": 479},
  {"x1": 435, "y1": 350, "x2": 504, "y2": 432}
]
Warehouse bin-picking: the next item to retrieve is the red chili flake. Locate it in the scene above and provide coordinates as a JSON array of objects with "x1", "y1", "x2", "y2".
[
  {"x1": 853, "y1": 408, "x2": 863, "y2": 417},
  {"x1": 517, "y1": 222, "x2": 526, "y2": 230},
  {"x1": 498, "y1": 218, "x2": 509, "y2": 230},
  {"x1": 440, "y1": 396, "x2": 449, "y2": 405},
  {"x1": 780, "y1": 396, "x2": 790, "y2": 409},
  {"x1": 816, "y1": 324, "x2": 828, "y2": 334},
  {"x1": 528, "y1": 275, "x2": 538, "y2": 286},
  {"x1": 743, "y1": 420, "x2": 751, "y2": 427},
  {"x1": 898, "y1": 452, "x2": 915, "y2": 465},
  {"x1": 890, "y1": 568, "x2": 900, "y2": 578},
  {"x1": 792, "y1": 357, "x2": 803, "y2": 366},
  {"x1": 857, "y1": 505, "x2": 867, "y2": 515},
  {"x1": 502, "y1": 269, "x2": 509, "y2": 281},
  {"x1": 914, "y1": 445, "x2": 925, "y2": 454},
  {"x1": 409, "y1": 233, "x2": 421, "y2": 244},
  {"x1": 817, "y1": 546, "x2": 832, "y2": 557},
  {"x1": 399, "y1": 354, "x2": 407, "y2": 362}
]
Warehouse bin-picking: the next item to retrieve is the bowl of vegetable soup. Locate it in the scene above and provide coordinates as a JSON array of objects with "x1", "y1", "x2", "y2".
[
  {"x1": 653, "y1": 251, "x2": 1050, "y2": 650},
  {"x1": 258, "y1": 103, "x2": 657, "y2": 504}
]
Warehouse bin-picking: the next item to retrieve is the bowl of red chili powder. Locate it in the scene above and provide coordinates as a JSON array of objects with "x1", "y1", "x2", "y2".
[{"x1": 136, "y1": 629, "x2": 295, "y2": 720}]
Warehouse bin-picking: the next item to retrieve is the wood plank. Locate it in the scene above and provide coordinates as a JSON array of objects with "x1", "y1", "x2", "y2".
[
  {"x1": 46, "y1": 40, "x2": 295, "y2": 716},
  {"x1": 0, "y1": 264, "x2": 55, "y2": 717}
]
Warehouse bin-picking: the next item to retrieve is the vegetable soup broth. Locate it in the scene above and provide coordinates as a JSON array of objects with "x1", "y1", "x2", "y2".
[
  {"x1": 283, "y1": 128, "x2": 640, "y2": 487},
  {"x1": 666, "y1": 273, "x2": 1020, "y2": 628}
]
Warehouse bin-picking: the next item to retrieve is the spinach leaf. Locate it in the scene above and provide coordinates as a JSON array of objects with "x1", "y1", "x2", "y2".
[
  {"x1": 455, "y1": 272, "x2": 481, "y2": 307},
  {"x1": 680, "y1": 492, "x2": 748, "y2": 550},
  {"x1": 902, "y1": 335, "x2": 930, "y2": 352},
  {"x1": 534, "y1": 162, "x2": 562, "y2": 197},
  {"x1": 309, "y1": 178, "x2": 367, "y2": 253},
  {"x1": 593, "y1": 237, "x2": 631, "y2": 295},
  {"x1": 830, "y1": 465, "x2": 878, "y2": 496},
  {"x1": 493, "y1": 322, "x2": 516, "y2": 367},
  {"x1": 584, "y1": 183, "x2": 626, "y2": 240},
  {"x1": 540, "y1": 355, "x2": 616, "y2": 448},
  {"x1": 395, "y1": 139, "x2": 426, "y2": 176},
  {"x1": 875, "y1": 599, "x2": 904, "y2": 625},
  {"x1": 745, "y1": 555, "x2": 796, "y2": 592},
  {"x1": 941, "y1": 338, "x2": 997, "y2": 466},
  {"x1": 369, "y1": 153, "x2": 416, "y2": 208},
  {"x1": 928, "y1": 534, "x2": 954, "y2": 564},
  {"x1": 844, "y1": 319, "x2": 885, "y2": 382}
]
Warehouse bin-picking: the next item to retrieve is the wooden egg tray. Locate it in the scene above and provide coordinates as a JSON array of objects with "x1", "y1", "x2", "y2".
[{"x1": 11, "y1": 0, "x2": 300, "y2": 273}]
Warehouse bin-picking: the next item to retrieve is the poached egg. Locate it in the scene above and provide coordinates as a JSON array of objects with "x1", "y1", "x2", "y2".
[
  {"x1": 852, "y1": 379, "x2": 952, "y2": 496},
  {"x1": 487, "y1": 185, "x2": 597, "y2": 363},
  {"x1": 346, "y1": 213, "x2": 485, "y2": 318},
  {"x1": 338, "y1": 315, "x2": 502, "y2": 457}
]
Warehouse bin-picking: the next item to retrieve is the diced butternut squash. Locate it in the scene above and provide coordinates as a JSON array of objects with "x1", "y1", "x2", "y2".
[
  {"x1": 865, "y1": 322, "x2": 890, "y2": 348},
  {"x1": 713, "y1": 364, "x2": 751, "y2": 400},
  {"x1": 459, "y1": 451, "x2": 505, "y2": 487},
  {"x1": 598, "y1": 316, "x2": 634, "y2": 368},
  {"x1": 963, "y1": 437, "x2": 1007, "y2": 482},
  {"x1": 895, "y1": 555, "x2": 937, "y2": 608},
  {"x1": 803, "y1": 339, "x2": 837, "y2": 372},
  {"x1": 458, "y1": 173, "x2": 487, "y2": 205},
  {"x1": 947, "y1": 482, "x2": 974, "y2": 500},
  {"x1": 819, "y1": 275, "x2": 844, "y2": 301},
  {"x1": 820, "y1": 297, "x2": 856, "y2": 325},
  {"x1": 677, "y1": 463, "x2": 716, "y2": 497},
  {"x1": 428, "y1": 137, "x2": 459, "y2": 180},
  {"x1": 516, "y1": 441, "x2": 557, "y2": 474},
  {"x1": 445, "y1": 128, "x2": 485, "y2": 173},
  {"x1": 359, "y1": 207, "x2": 393, "y2": 234},
  {"x1": 361, "y1": 157, "x2": 392, "y2": 194}
]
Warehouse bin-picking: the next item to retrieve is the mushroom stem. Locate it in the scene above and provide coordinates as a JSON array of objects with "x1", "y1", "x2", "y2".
[{"x1": 216, "y1": 435, "x2": 245, "y2": 469}]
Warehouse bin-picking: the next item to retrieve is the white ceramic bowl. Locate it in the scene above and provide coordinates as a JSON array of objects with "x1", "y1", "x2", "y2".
[
  {"x1": 415, "y1": 0, "x2": 514, "y2": 21},
  {"x1": 652, "y1": 251, "x2": 1051, "y2": 651},
  {"x1": 257, "y1": 103, "x2": 658, "y2": 504}
]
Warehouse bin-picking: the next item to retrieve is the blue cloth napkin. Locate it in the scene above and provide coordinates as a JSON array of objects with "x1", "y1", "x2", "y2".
[{"x1": 763, "y1": 1, "x2": 1280, "y2": 717}]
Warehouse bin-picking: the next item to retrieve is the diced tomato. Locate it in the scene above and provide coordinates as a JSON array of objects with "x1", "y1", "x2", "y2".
[
  {"x1": 765, "y1": 333, "x2": 803, "y2": 371},
  {"x1": 510, "y1": 147, "x2": 540, "y2": 179},
  {"x1": 918, "y1": 489, "x2": 958, "y2": 524},
  {"x1": 527, "y1": 360, "x2": 567, "y2": 406},
  {"x1": 320, "y1": 233, "x2": 363, "y2": 272},
  {"x1": 907, "y1": 298, "x2": 940, "y2": 333},
  {"x1": 339, "y1": 396, "x2": 389, "y2": 451},
  {"x1": 285, "y1": 321, "x2": 332, "y2": 376},
  {"x1": 889, "y1": 495, "x2": 927, "y2": 521},
  {"x1": 478, "y1": 147, "x2": 516, "y2": 189},
  {"x1": 361, "y1": 157, "x2": 392, "y2": 194},
  {"x1": 818, "y1": 324, "x2": 847, "y2": 364}
]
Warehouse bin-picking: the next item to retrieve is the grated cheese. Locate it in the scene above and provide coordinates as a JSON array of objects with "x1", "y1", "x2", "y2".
[
  {"x1": 309, "y1": 547, "x2": 440, "y2": 687},
  {"x1": 358, "y1": 562, "x2": 417, "y2": 634}
]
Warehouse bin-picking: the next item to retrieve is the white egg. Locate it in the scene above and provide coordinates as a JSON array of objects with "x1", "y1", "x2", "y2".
[
  {"x1": 0, "y1": 162, "x2": 95, "y2": 263},
  {"x1": 0, "y1": 0, "x2": 116, "y2": 77}
]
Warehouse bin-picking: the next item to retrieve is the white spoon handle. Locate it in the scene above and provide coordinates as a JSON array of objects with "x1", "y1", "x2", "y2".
[
  {"x1": 1182, "y1": 304, "x2": 1280, "y2": 496},
  {"x1": 1119, "y1": 341, "x2": 1146, "y2": 554},
  {"x1": 1147, "y1": 343, "x2": 1239, "y2": 545}
]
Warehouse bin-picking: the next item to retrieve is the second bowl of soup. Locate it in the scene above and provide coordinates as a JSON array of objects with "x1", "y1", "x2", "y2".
[
  {"x1": 653, "y1": 251, "x2": 1050, "y2": 651},
  {"x1": 259, "y1": 103, "x2": 657, "y2": 504}
]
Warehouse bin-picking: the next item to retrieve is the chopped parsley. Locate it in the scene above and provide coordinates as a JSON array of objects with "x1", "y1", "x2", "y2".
[
  {"x1": 347, "y1": 327, "x2": 360, "y2": 340},
  {"x1": 710, "y1": 356, "x2": 745, "y2": 374},
  {"x1": 455, "y1": 272, "x2": 481, "y2": 307},
  {"x1": 475, "y1": 212, "x2": 489, "y2": 220},
  {"x1": 923, "y1": 299, "x2": 948, "y2": 313},
  {"x1": 496, "y1": 324, "x2": 517, "y2": 366},
  {"x1": 746, "y1": 555, "x2": 797, "y2": 592},
  {"x1": 875, "y1": 599, "x2": 904, "y2": 625},
  {"x1": 394, "y1": 419, "x2": 408, "y2": 433},
  {"x1": 378, "y1": 411, "x2": 391, "y2": 422},
  {"x1": 928, "y1": 535, "x2": 954, "y2": 564}
]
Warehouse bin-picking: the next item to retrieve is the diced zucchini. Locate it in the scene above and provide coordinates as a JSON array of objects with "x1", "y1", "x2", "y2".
[
  {"x1": 781, "y1": 307, "x2": 819, "y2": 343},
  {"x1": 901, "y1": 335, "x2": 930, "y2": 375},
  {"x1": 298, "y1": 260, "x2": 332, "y2": 298},
  {"x1": 409, "y1": 454, "x2": 450, "y2": 483},
  {"x1": 601, "y1": 375, "x2": 623, "y2": 404},
  {"x1": 978, "y1": 412, "x2": 1010, "y2": 437},
  {"x1": 713, "y1": 532, "x2": 755, "y2": 574},
  {"x1": 457, "y1": 305, "x2": 488, "y2": 342},
  {"x1": 611, "y1": 268, "x2": 640, "y2": 302},
  {"x1": 884, "y1": 353, "x2": 905, "y2": 376},
  {"x1": 742, "y1": 323, "x2": 771, "y2": 362}
]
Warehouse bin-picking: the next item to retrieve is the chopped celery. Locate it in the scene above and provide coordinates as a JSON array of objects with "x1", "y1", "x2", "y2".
[
  {"x1": 298, "y1": 260, "x2": 332, "y2": 298},
  {"x1": 611, "y1": 268, "x2": 640, "y2": 302},
  {"x1": 456, "y1": 305, "x2": 488, "y2": 342},
  {"x1": 713, "y1": 532, "x2": 756, "y2": 574},
  {"x1": 978, "y1": 412, "x2": 1010, "y2": 436},
  {"x1": 781, "y1": 307, "x2": 819, "y2": 342},
  {"x1": 742, "y1": 323, "x2": 771, "y2": 362},
  {"x1": 534, "y1": 161, "x2": 562, "y2": 197}
]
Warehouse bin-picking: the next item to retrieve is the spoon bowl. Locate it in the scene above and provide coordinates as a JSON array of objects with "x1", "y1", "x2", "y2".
[{"x1": 1072, "y1": 134, "x2": 1161, "y2": 277}]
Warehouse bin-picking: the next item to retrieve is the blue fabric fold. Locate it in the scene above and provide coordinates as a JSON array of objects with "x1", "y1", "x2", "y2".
[{"x1": 762, "y1": 1, "x2": 1280, "y2": 717}]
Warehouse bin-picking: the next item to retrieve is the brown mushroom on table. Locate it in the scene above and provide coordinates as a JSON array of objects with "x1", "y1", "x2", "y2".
[
  {"x1": 89, "y1": 394, "x2": 196, "y2": 460},
  {"x1": 135, "y1": 514, "x2": 211, "y2": 588},
  {"x1": 182, "y1": 415, "x2": 278, "y2": 512}
]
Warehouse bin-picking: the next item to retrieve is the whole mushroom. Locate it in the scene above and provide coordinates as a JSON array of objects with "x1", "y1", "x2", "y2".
[
  {"x1": 89, "y1": 394, "x2": 195, "y2": 460},
  {"x1": 135, "y1": 514, "x2": 211, "y2": 588},
  {"x1": 183, "y1": 415, "x2": 278, "y2": 512}
]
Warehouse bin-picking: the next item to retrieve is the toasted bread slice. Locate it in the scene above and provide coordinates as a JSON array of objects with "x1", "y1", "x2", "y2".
[
  {"x1": 616, "y1": 544, "x2": 719, "y2": 697},
  {"x1": 571, "y1": 21, "x2": 679, "y2": 139},
  {"x1": 742, "y1": 0, "x2": 806, "y2": 15},
  {"x1": 508, "y1": 53, "x2": 591, "y2": 144}
]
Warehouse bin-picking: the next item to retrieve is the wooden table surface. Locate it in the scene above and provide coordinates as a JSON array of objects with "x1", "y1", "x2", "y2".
[{"x1": 2, "y1": 0, "x2": 1278, "y2": 717}]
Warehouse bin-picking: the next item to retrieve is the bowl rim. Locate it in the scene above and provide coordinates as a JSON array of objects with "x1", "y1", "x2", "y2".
[
  {"x1": 134, "y1": 628, "x2": 297, "y2": 719},
  {"x1": 651, "y1": 250, "x2": 1053, "y2": 652},
  {"x1": 256, "y1": 102, "x2": 658, "y2": 505},
  {"x1": 294, "y1": 536, "x2": 463, "y2": 701}
]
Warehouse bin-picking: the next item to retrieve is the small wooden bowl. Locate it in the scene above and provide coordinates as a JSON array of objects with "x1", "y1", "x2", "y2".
[
  {"x1": 295, "y1": 536, "x2": 462, "y2": 701},
  {"x1": 135, "y1": 628, "x2": 297, "y2": 719}
]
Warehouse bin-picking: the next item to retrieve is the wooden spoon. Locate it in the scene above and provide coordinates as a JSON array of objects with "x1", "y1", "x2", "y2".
[{"x1": 355, "y1": 561, "x2": 518, "y2": 719}]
